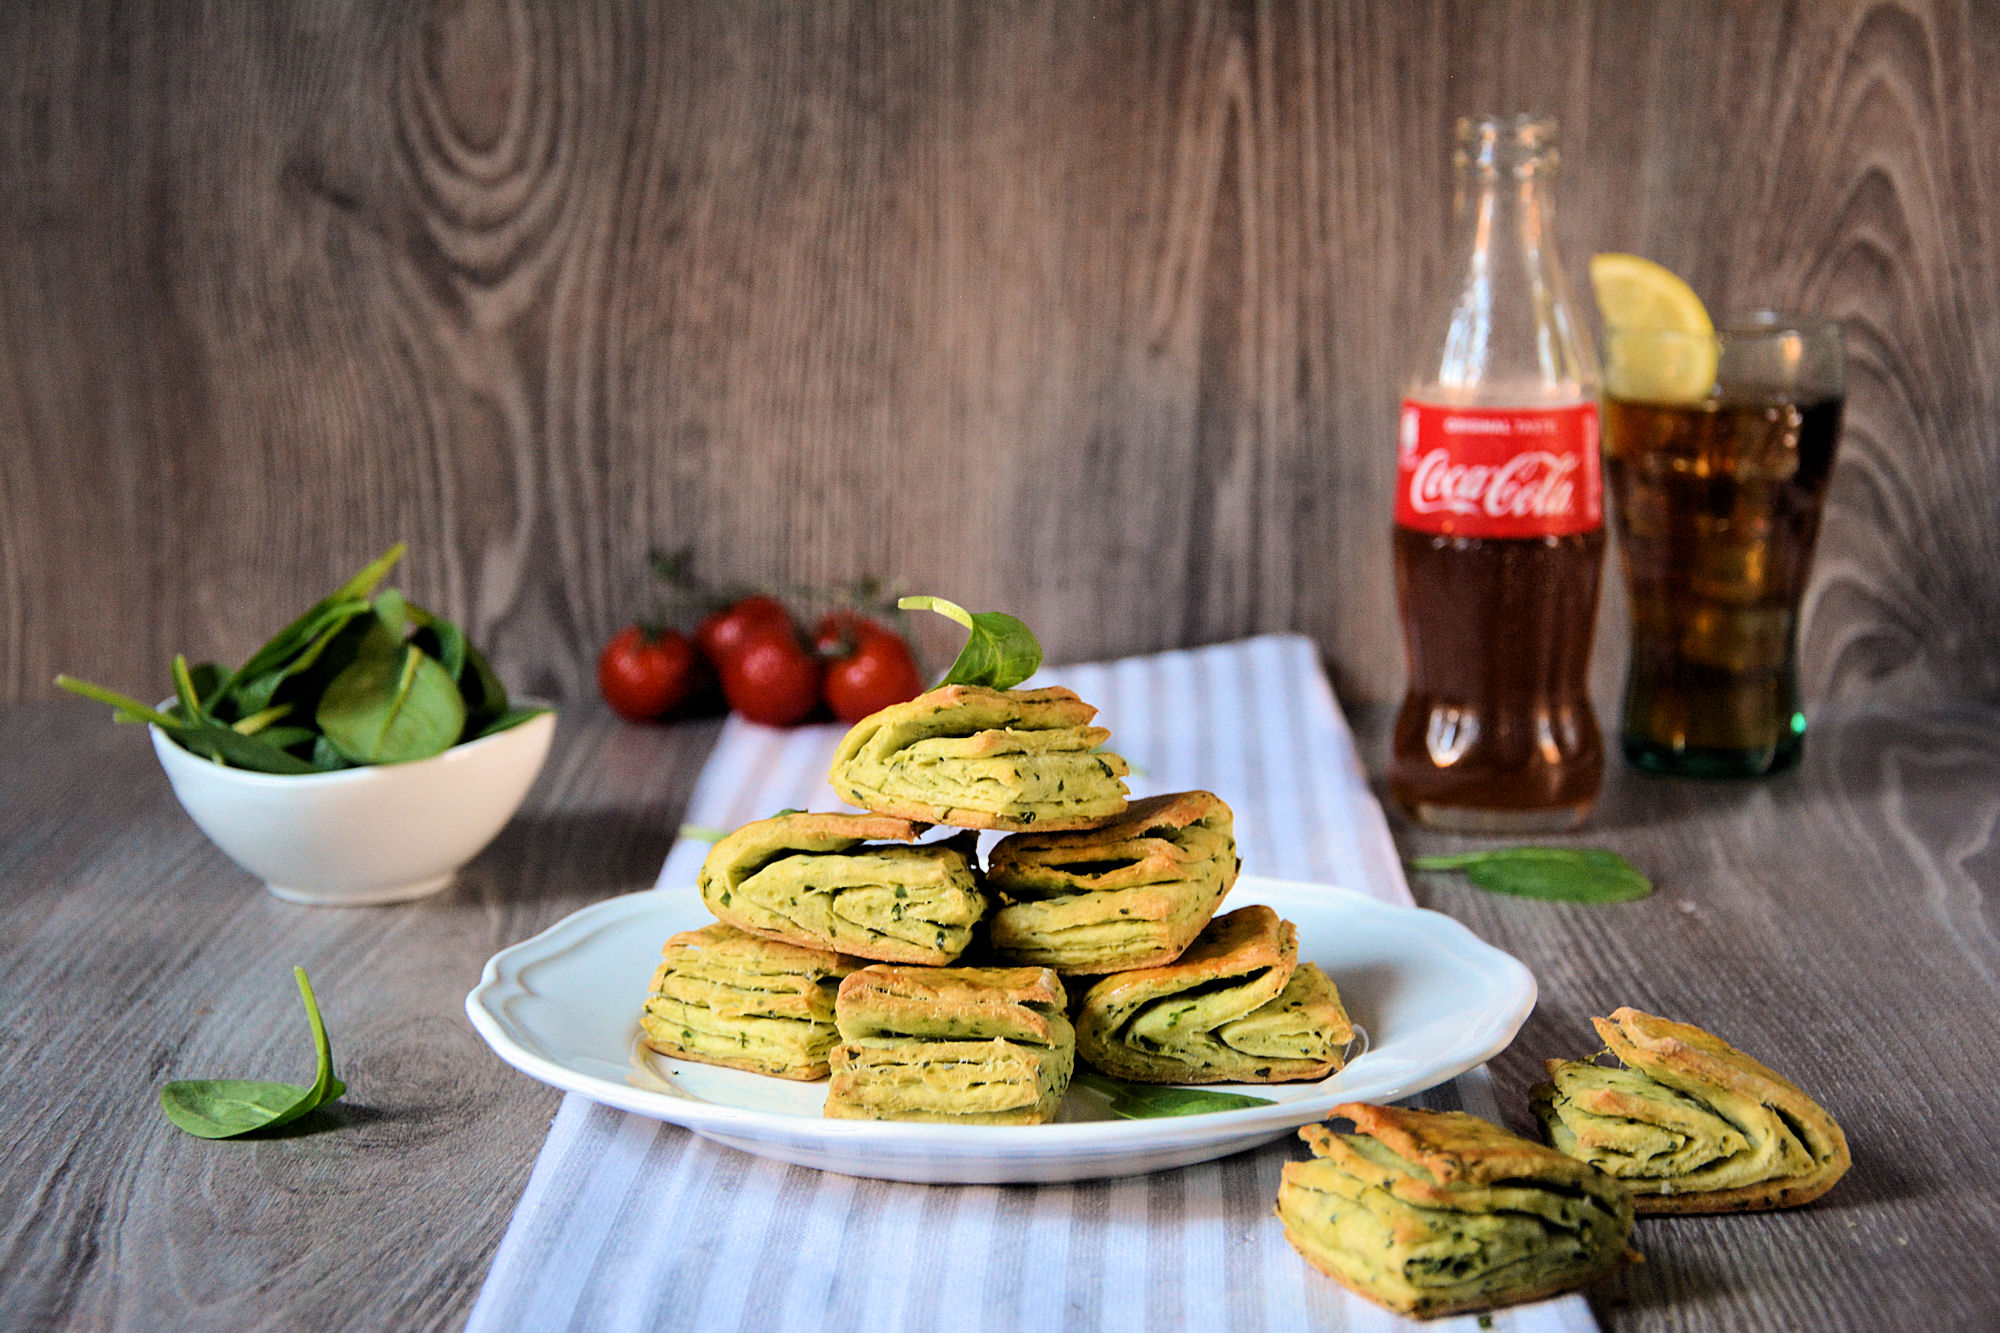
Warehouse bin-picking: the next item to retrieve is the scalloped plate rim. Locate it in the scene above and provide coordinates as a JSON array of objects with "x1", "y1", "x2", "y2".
[{"x1": 466, "y1": 875, "x2": 1535, "y2": 1181}]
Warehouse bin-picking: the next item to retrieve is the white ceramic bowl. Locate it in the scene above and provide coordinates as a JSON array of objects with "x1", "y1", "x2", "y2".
[{"x1": 150, "y1": 710, "x2": 556, "y2": 906}]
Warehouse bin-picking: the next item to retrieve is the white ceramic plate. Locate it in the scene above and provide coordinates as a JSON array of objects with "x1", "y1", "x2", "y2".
[{"x1": 466, "y1": 876, "x2": 1535, "y2": 1183}]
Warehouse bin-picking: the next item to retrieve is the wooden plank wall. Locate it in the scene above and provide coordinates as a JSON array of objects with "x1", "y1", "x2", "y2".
[{"x1": 4, "y1": 0, "x2": 1997, "y2": 710}]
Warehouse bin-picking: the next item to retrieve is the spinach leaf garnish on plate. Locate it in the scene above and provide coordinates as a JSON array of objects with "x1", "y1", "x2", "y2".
[
  {"x1": 56, "y1": 544, "x2": 548, "y2": 773},
  {"x1": 159, "y1": 968, "x2": 346, "y2": 1139},
  {"x1": 1073, "y1": 1069, "x2": 1274, "y2": 1119}
]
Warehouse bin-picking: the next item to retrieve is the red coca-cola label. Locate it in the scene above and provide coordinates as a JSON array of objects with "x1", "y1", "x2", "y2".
[{"x1": 1394, "y1": 400, "x2": 1602, "y2": 537}]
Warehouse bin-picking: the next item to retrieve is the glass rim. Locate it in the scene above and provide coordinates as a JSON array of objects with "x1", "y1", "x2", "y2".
[{"x1": 1605, "y1": 311, "x2": 1842, "y2": 344}]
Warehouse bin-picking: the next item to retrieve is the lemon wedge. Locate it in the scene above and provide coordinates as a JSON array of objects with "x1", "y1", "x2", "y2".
[{"x1": 1590, "y1": 253, "x2": 1718, "y2": 402}]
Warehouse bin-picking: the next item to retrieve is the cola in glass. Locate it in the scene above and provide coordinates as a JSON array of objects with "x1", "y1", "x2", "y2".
[
  {"x1": 1388, "y1": 114, "x2": 1605, "y2": 832},
  {"x1": 1603, "y1": 315, "x2": 1845, "y2": 776}
]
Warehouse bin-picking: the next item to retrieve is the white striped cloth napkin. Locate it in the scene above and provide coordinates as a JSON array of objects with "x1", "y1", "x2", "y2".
[{"x1": 468, "y1": 635, "x2": 1597, "y2": 1333}]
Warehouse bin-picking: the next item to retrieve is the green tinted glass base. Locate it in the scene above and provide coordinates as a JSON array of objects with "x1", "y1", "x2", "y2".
[{"x1": 1621, "y1": 719, "x2": 1804, "y2": 779}]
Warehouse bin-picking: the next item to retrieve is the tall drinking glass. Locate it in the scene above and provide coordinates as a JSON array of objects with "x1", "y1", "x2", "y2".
[{"x1": 1602, "y1": 314, "x2": 1845, "y2": 777}]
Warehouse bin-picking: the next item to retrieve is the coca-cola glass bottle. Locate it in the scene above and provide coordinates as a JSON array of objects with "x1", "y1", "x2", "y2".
[{"x1": 1389, "y1": 114, "x2": 1605, "y2": 832}]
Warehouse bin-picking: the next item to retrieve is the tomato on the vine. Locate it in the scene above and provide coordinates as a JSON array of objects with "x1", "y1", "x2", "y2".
[
  {"x1": 696, "y1": 595, "x2": 793, "y2": 668},
  {"x1": 721, "y1": 631, "x2": 822, "y2": 727},
  {"x1": 597, "y1": 626, "x2": 699, "y2": 722},
  {"x1": 816, "y1": 614, "x2": 925, "y2": 723}
]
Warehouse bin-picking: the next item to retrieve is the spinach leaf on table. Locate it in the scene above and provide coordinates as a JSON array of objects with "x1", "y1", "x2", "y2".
[
  {"x1": 1408, "y1": 847, "x2": 1653, "y2": 904},
  {"x1": 159, "y1": 968, "x2": 346, "y2": 1140}
]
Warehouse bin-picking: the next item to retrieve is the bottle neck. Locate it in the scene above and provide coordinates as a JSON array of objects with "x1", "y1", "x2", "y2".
[{"x1": 1416, "y1": 162, "x2": 1597, "y2": 405}]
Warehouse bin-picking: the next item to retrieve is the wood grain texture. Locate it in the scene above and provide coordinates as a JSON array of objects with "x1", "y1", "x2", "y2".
[
  {"x1": 0, "y1": 701, "x2": 722, "y2": 1331},
  {"x1": 3, "y1": 0, "x2": 1999, "y2": 713},
  {"x1": 2, "y1": 703, "x2": 1997, "y2": 1330}
]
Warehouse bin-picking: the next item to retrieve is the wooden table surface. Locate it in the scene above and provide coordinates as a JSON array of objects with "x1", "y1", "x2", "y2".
[{"x1": 4, "y1": 697, "x2": 1997, "y2": 1332}]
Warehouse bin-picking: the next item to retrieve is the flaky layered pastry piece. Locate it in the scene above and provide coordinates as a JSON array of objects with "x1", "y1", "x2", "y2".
[
  {"x1": 985, "y1": 790, "x2": 1239, "y2": 973},
  {"x1": 1074, "y1": 904, "x2": 1352, "y2": 1083},
  {"x1": 640, "y1": 923, "x2": 861, "y2": 1080},
  {"x1": 827, "y1": 684, "x2": 1130, "y2": 831},
  {"x1": 1277, "y1": 1104, "x2": 1638, "y2": 1319},
  {"x1": 1531, "y1": 1007, "x2": 1851, "y2": 1214},
  {"x1": 824, "y1": 965, "x2": 1074, "y2": 1124},
  {"x1": 697, "y1": 811, "x2": 985, "y2": 965}
]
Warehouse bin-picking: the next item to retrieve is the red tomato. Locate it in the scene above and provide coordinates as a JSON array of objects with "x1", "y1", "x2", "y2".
[
  {"x1": 597, "y1": 626, "x2": 699, "y2": 722},
  {"x1": 721, "y1": 631, "x2": 822, "y2": 726},
  {"x1": 816, "y1": 615, "x2": 925, "y2": 723},
  {"x1": 696, "y1": 595, "x2": 793, "y2": 668}
]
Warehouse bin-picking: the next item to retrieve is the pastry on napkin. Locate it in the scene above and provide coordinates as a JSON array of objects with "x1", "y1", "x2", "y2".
[
  {"x1": 1532, "y1": 1006, "x2": 1851, "y2": 1213},
  {"x1": 985, "y1": 790, "x2": 1239, "y2": 973},
  {"x1": 698, "y1": 811, "x2": 985, "y2": 965},
  {"x1": 640, "y1": 923, "x2": 860, "y2": 1080},
  {"x1": 827, "y1": 684, "x2": 1130, "y2": 831},
  {"x1": 1073, "y1": 904, "x2": 1352, "y2": 1083},
  {"x1": 1276, "y1": 1103, "x2": 1638, "y2": 1318},
  {"x1": 824, "y1": 964, "x2": 1074, "y2": 1124}
]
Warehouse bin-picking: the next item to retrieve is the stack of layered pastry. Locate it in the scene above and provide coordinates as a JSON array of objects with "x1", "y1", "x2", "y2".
[{"x1": 639, "y1": 683, "x2": 1357, "y2": 1123}]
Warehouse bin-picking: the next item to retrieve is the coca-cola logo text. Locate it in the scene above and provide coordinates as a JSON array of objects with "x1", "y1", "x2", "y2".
[
  {"x1": 1393, "y1": 401, "x2": 1601, "y2": 538},
  {"x1": 1407, "y1": 449, "x2": 1580, "y2": 521}
]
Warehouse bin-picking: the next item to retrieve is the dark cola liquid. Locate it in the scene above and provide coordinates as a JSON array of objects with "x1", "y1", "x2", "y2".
[
  {"x1": 1389, "y1": 527, "x2": 1606, "y2": 831},
  {"x1": 1605, "y1": 394, "x2": 1842, "y2": 775}
]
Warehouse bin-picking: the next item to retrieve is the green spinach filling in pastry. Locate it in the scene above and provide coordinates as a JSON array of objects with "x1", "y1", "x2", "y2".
[
  {"x1": 825, "y1": 965, "x2": 1074, "y2": 1124},
  {"x1": 640, "y1": 923, "x2": 860, "y2": 1080},
  {"x1": 827, "y1": 684, "x2": 1130, "y2": 831},
  {"x1": 1276, "y1": 1103, "x2": 1637, "y2": 1318},
  {"x1": 1531, "y1": 1007, "x2": 1851, "y2": 1213},
  {"x1": 1073, "y1": 904, "x2": 1352, "y2": 1083},
  {"x1": 985, "y1": 790, "x2": 1239, "y2": 973},
  {"x1": 698, "y1": 811, "x2": 985, "y2": 965}
]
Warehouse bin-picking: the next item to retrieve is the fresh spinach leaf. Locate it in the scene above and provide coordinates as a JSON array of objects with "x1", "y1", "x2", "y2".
[
  {"x1": 185, "y1": 661, "x2": 226, "y2": 711},
  {"x1": 230, "y1": 702, "x2": 293, "y2": 736},
  {"x1": 159, "y1": 967, "x2": 345, "y2": 1139},
  {"x1": 54, "y1": 676, "x2": 185, "y2": 726},
  {"x1": 309, "y1": 735, "x2": 354, "y2": 772},
  {"x1": 1408, "y1": 847, "x2": 1653, "y2": 904},
  {"x1": 165, "y1": 721, "x2": 321, "y2": 774},
  {"x1": 211, "y1": 543, "x2": 404, "y2": 705},
  {"x1": 1072, "y1": 1069, "x2": 1273, "y2": 1119},
  {"x1": 247, "y1": 725, "x2": 318, "y2": 752},
  {"x1": 59, "y1": 543, "x2": 537, "y2": 773},
  {"x1": 171, "y1": 655, "x2": 208, "y2": 722},
  {"x1": 469, "y1": 705, "x2": 549, "y2": 740},
  {"x1": 226, "y1": 599, "x2": 374, "y2": 716},
  {"x1": 317, "y1": 641, "x2": 466, "y2": 764},
  {"x1": 898, "y1": 595, "x2": 1042, "y2": 690},
  {"x1": 457, "y1": 639, "x2": 510, "y2": 731},
  {"x1": 409, "y1": 602, "x2": 468, "y2": 683},
  {"x1": 53, "y1": 676, "x2": 321, "y2": 773}
]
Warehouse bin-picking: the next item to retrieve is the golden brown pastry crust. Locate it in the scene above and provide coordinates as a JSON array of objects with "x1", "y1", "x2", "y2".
[
  {"x1": 835, "y1": 965, "x2": 1068, "y2": 1045},
  {"x1": 827, "y1": 684, "x2": 1130, "y2": 831},
  {"x1": 988, "y1": 789, "x2": 1226, "y2": 879},
  {"x1": 639, "y1": 923, "x2": 860, "y2": 1080},
  {"x1": 826, "y1": 964, "x2": 1074, "y2": 1123},
  {"x1": 697, "y1": 812, "x2": 982, "y2": 965},
  {"x1": 1074, "y1": 905, "x2": 1350, "y2": 1083},
  {"x1": 985, "y1": 791, "x2": 1238, "y2": 972},
  {"x1": 1535, "y1": 1007, "x2": 1851, "y2": 1214},
  {"x1": 1279, "y1": 1105, "x2": 1638, "y2": 1318}
]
